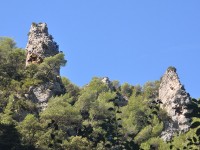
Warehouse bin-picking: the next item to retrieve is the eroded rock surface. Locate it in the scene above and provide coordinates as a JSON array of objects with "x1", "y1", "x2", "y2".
[
  {"x1": 27, "y1": 82, "x2": 65, "y2": 111},
  {"x1": 25, "y1": 22, "x2": 59, "y2": 66},
  {"x1": 159, "y1": 67, "x2": 192, "y2": 141},
  {"x1": 25, "y1": 23, "x2": 65, "y2": 110}
]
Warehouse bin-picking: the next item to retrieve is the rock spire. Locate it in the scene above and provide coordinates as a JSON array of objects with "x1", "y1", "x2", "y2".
[
  {"x1": 159, "y1": 67, "x2": 192, "y2": 141},
  {"x1": 25, "y1": 23, "x2": 65, "y2": 111},
  {"x1": 25, "y1": 22, "x2": 59, "y2": 66}
]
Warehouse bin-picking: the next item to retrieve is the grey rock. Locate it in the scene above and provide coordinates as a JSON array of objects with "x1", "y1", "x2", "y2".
[
  {"x1": 25, "y1": 22, "x2": 59, "y2": 66},
  {"x1": 159, "y1": 67, "x2": 192, "y2": 141},
  {"x1": 28, "y1": 82, "x2": 65, "y2": 111},
  {"x1": 25, "y1": 23, "x2": 65, "y2": 111}
]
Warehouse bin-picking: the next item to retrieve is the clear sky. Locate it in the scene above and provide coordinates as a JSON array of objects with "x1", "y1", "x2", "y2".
[{"x1": 1, "y1": 1, "x2": 200, "y2": 98}]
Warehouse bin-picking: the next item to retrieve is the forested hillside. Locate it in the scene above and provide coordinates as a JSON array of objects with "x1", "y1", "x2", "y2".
[{"x1": 0, "y1": 28, "x2": 199, "y2": 149}]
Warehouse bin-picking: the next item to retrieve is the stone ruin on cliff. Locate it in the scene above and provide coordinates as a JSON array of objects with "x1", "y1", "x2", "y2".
[{"x1": 159, "y1": 67, "x2": 192, "y2": 141}]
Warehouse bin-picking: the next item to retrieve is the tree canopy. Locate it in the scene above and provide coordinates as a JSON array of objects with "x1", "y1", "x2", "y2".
[{"x1": 0, "y1": 37, "x2": 199, "y2": 150}]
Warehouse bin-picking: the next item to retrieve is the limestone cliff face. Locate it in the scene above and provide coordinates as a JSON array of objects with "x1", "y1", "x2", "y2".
[
  {"x1": 159, "y1": 67, "x2": 192, "y2": 141},
  {"x1": 25, "y1": 22, "x2": 59, "y2": 67},
  {"x1": 27, "y1": 82, "x2": 65, "y2": 111},
  {"x1": 25, "y1": 23, "x2": 65, "y2": 111}
]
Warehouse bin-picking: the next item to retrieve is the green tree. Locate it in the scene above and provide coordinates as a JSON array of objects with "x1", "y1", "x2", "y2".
[
  {"x1": 17, "y1": 114, "x2": 41, "y2": 149},
  {"x1": 143, "y1": 81, "x2": 160, "y2": 99},
  {"x1": 121, "y1": 83, "x2": 133, "y2": 98},
  {"x1": 0, "y1": 95, "x2": 15, "y2": 125},
  {"x1": 63, "y1": 136, "x2": 93, "y2": 150},
  {"x1": 41, "y1": 96, "x2": 82, "y2": 130},
  {"x1": 39, "y1": 96, "x2": 82, "y2": 149},
  {"x1": 61, "y1": 77, "x2": 80, "y2": 105},
  {"x1": 35, "y1": 53, "x2": 67, "y2": 81}
]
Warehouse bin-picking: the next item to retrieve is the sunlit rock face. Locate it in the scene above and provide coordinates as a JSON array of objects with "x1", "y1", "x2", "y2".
[
  {"x1": 25, "y1": 23, "x2": 65, "y2": 111},
  {"x1": 27, "y1": 82, "x2": 65, "y2": 111},
  {"x1": 159, "y1": 67, "x2": 192, "y2": 141},
  {"x1": 25, "y1": 22, "x2": 59, "y2": 67}
]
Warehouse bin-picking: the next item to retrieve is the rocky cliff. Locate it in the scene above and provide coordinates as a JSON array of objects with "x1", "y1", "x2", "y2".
[
  {"x1": 25, "y1": 23, "x2": 65, "y2": 111},
  {"x1": 159, "y1": 67, "x2": 192, "y2": 141},
  {"x1": 25, "y1": 22, "x2": 59, "y2": 67}
]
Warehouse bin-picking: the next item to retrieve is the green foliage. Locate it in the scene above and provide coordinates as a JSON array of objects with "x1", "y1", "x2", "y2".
[
  {"x1": 61, "y1": 77, "x2": 80, "y2": 104},
  {"x1": 0, "y1": 37, "x2": 16, "y2": 52},
  {"x1": 17, "y1": 114, "x2": 41, "y2": 148},
  {"x1": 134, "y1": 125, "x2": 152, "y2": 144},
  {"x1": 0, "y1": 37, "x2": 26, "y2": 89},
  {"x1": 121, "y1": 93, "x2": 164, "y2": 146},
  {"x1": 169, "y1": 117, "x2": 200, "y2": 150},
  {"x1": 143, "y1": 81, "x2": 160, "y2": 99},
  {"x1": 121, "y1": 95, "x2": 149, "y2": 134},
  {"x1": 75, "y1": 90, "x2": 97, "y2": 117},
  {"x1": 39, "y1": 96, "x2": 82, "y2": 149},
  {"x1": 121, "y1": 82, "x2": 133, "y2": 98},
  {"x1": 140, "y1": 137, "x2": 170, "y2": 150},
  {"x1": 131, "y1": 85, "x2": 142, "y2": 97},
  {"x1": 63, "y1": 136, "x2": 93, "y2": 150},
  {"x1": 89, "y1": 92, "x2": 116, "y2": 120},
  {"x1": 0, "y1": 37, "x2": 199, "y2": 150},
  {"x1": 112, "y1": 80, "x2": 120, "y2": 90},
  {"x1": 0, "y1": 95, "x2": 15, "y2": 125},
  {"x1": 41, "y1": 96, "x2": 82, "y2": 129},
  {"x1": 34, "y1": 53, "x2": 67, "y2": 82}
]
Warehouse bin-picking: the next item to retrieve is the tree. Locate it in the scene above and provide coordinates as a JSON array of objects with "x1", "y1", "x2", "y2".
[
  {"x1": 0, "y1": 37, "x2": 16, "y2": 63},
  {"x1": 41, "y1": 96, "x2": 82, "y2": 130},
  {"x1": 121, "y1": 83, "x2": 133, "y2": 98},
  {"x1": 35, "y1": 53, "x2": 67, "y2": 82},
  {"x1": 63, "y1": 136, "x2": 93, "y2": 150},
  {"x1": 143, "y1": 81, "x2": 160, "y2": 99},
  {"x1": 17, "y1": 114, "x2": 41, "y2": 149},
  {"x1": 0, "y1": 95, "x2": 15, "y2": 125},
  {"x1": 61, "y1": 77, "x2": 80, "y2": 105},
  {"x1": 40, "y1": 96, "x2": 82, "y2": 149}
]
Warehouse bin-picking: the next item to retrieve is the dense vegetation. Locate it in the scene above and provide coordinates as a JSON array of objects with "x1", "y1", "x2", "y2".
[{"x1": 0, "y1": 37, "x2": 199, "y2": 150}]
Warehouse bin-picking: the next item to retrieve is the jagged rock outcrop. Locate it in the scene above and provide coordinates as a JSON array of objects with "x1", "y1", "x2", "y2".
[
  {"x1": 26, "y1": 82, "x2": 65, "y2": 111},
  {"x1": 159, "y1": 67, "x2": 192, "y2": 141},
  {"x1": 25, "y1": 22, "x2": 59, "y2": 66},
  {"x1": 25, "y1": 23, "x2": 65, "y2": 110}
]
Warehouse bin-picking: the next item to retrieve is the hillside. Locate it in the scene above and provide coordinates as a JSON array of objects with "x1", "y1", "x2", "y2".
[{"x1": 0, "y1": 23, "x2": 199, "y2": 150}]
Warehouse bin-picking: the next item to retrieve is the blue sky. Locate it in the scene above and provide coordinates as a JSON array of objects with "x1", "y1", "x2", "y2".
[{"x1": 1, "y1": 1, "x2": 200, "y2": 98}]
